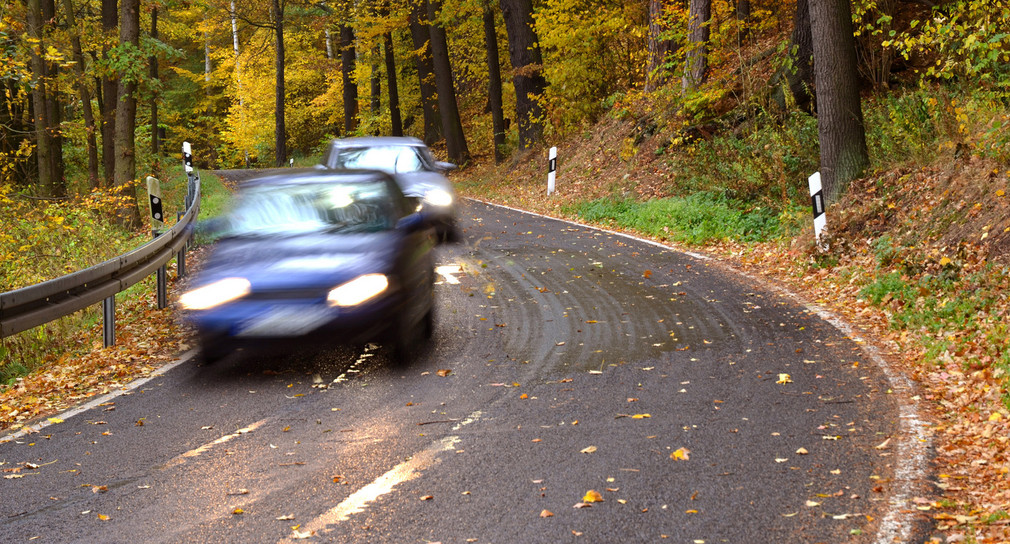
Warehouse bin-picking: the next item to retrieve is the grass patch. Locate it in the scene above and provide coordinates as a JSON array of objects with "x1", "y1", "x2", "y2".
[{"x1": 567, "y1": 192, "x2": 786, "y2": 244}]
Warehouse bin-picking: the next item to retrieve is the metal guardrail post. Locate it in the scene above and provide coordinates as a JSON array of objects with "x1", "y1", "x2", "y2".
[
  {"x1": 156, "y1": 265, "x2": 167, "y2": 309},
  {"x1": 176, "y1": 211, "x2": 187, "y2": 277},
  {"x1": 103, "y1": 296, "x2": 116, "y2": 347}
]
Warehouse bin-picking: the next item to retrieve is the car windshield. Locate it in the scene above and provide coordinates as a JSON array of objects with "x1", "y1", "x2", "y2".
[
  {"x1": 224, "y1": 181, "x2": 397, "y2": 237},
  {"x1": 328, "y1": 145, "x2": 427, "y2": 173}
]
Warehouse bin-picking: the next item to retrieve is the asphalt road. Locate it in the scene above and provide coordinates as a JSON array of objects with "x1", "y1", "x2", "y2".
[{"x1": 0, "y1": 197, "x2": 927, "y2": 543}]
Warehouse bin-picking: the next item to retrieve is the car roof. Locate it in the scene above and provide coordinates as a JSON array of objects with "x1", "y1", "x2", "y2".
[
  {"x1": 327, "y1": 136, "x2": 426, "y2": 148},
  {"x1": 241, "y1": 168, "x2": 398, "y2": 188}
]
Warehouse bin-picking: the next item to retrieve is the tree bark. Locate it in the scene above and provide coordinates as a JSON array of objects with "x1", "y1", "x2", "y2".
[
  {"x1": 42, "y1": 0, "x2": 65, "y2": 195},
  {"x1": 683, "y1": 0, "x2": 711, "y2": 91},
  {"x1": 27, "y1": 0, "x2": 54, "y2": 196},
  {"x1": 499, "y1": 0, "x2": 546, "y2": 149},
  {"x1": 150, "y1": 6, "x2": 159, "y2": 155},
  {"x1": 340, "y1": 24, "x2": 358, "y2": 134},
  {"x1": 736, "y1": 0, "x2": 751, "y2": 44},
  {"x1": 61, "y1": 0, "x2": 101, "y2": 188},
  {"x1": 113, "y1": 0, "x2": 141, "y2": 227},
  {"x1": 646, "y1": 0, "x2": 676, "y2": 91},
  {"x1": 482, "y1": 2, "x2": 505, "y2": 162},
  {"x1": 101, "y1": 0, "x2": 117, "y2": 187},
  {"x1": 273, "y1": 0, "x2": 287, "y2": 166},
  {"x1": 408, "y1": 0, "x2": 441, "y2": 145},
  {"x1": 427, "y1": 0, "x2": 469, "y2": 163},
  {"x1": 384, "y1": 32, "x2": 403, "y2": 137},
  {"x1": 371, "y1": 43, "x2": 381, "y2": 118},
  {"x1": 788, "y1": 0, "x2": 814, "y2": 112},
  {"x1": 809, "y1": 0, "x2": 869, "y2": 203}
]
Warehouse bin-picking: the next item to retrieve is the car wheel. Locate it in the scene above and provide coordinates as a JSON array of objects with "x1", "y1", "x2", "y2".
[
  {"x1": 199, "y1": 345, "x2": 229, "y2": 365},
  {"x1": 422, "y1": 306, "x2": 435, "y2": 340}
]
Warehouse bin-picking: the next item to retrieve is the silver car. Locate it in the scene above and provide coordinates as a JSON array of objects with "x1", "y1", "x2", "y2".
[{"x1": 318, "y1": 137, "x2": 459, "y2": 242}]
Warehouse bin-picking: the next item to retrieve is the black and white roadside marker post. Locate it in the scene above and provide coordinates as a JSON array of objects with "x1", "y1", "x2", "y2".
[
  {"x1": 808, "y1": 172, "x2": 827, "y2": 251},
  {"x1": 147, "y1": 176, "x2": 168, "y2": 309},
  {"x1": 547, "y1": 146, "x2": 557, "y2": 195}
]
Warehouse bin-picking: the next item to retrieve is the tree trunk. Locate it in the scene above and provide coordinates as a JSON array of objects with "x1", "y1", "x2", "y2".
[
  {"x1": 113, "y1": 0, "x2": 141, "y2": 227},
  {"x1": 736, "y1": 0, "x2": 751, "y2": 44},
  {"x1": 61, "y1": 0, "x2": 101, "y2": 188},
  {"x1": 499, "y1": 0, "x2": 546, "y2": 149},
  {"x1": 42, "y1": 0, "x2": 65, "y2": 195},
  {"x1": 340, "y1": 24, "x2": 358, "y2": 134},
  {"x1": 683, "y1": 0, "x2": 711, "y2": 91},
  {"x1": 273, "y1": 0, "x2": 287, "y2": 166},
  {"x1": 384, "y1": 32, "x2": 403, "y2": 137},
  {"x1": 788, "y1": 0, "x2": 814, "y2": 112},
  {"x1": 371, "y1": 44, "x2": 381, "y2": 119},
  {"x1": 482, "y1": 2, "x2": 505, "y2": 162},
  {"x1": 27, "y1": 0, "x2": 54, "y2": 196},
  {"x1": 427, "y1": 0, "x2": 469, "y2": 163},
  {"x1": 408, "y1": 0, "x2": 441, "y2": 145},
  {"x1": 150, "y1": 6, "x2": 159, "y2": 155},
  {"x1": 809, "y1": 0, "x2": 869, "y2": 203},
  {"x1": 101, "y1": 0, "x2": 117, "y2": 187},
  {"x1": 646, "y1": 0, "x2": 676, "y2": 91}
]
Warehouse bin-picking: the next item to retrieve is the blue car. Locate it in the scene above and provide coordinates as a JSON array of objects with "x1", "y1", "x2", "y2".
[{"x1": 180, "y1": 170, "x2": 436, "y2": 364}]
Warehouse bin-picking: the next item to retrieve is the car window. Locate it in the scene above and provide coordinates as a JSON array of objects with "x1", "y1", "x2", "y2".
[
  {"x1": 328, "y1": 146, "x2": 427, "y2": 173},
  {"x1": 225, "y1": 181, "x2": 399, "y2": 236}
]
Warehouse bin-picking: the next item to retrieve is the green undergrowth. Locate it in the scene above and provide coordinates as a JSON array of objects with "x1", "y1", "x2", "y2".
[
  {"x1": 0, "y1": 167, "x2": 227, "y2": 390},
  {"x1": 566, "y1": 192, "x2": 793, "y2": 244}
]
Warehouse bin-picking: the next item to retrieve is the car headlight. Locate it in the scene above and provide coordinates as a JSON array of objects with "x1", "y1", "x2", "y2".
[
  {"x1": 423, "y1": 188, "x2": 453, "y2": 208},
  {"x1": 179, "y1": 278, "x2": 251, "y2": 310},
  {"x1": 327, "y1": 273, "x2": 389, "y2": 307}
]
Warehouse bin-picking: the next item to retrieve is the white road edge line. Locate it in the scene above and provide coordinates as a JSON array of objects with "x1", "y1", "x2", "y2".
[
  {"x1": 0, "y1": 349, "x2": 198, "y2": 444},
  {"x1": 278, "y1": 410, "x2": 483, "y2": 543},
  {"x1": 465, "y1": 197, "x2": 931, "y2": 543}
]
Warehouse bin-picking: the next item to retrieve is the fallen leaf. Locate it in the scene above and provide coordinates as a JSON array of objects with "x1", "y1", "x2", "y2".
[
  {"x1": 806, "y1": 500, "x2": 820, "y2": 507},
  {"x1": 97, "y1": 513, "x2": 110, "y2": 521},
  {"x1": 631, "y1": 414, "x2": 651, "y2": 419},
  {"x1": 582, "y1": 490, "x2": 604, "y2": 503},
  {"x1": 573, "y1": 503, "x2": 592, "y2": 509},
  {"x1": 420, "y1": 495, "x2": 434, "y2": 501},
  {"x1": 291, "y1": 529, "x2": 313, "y2": 539},
  {"x1": 644, "y1": 270, "x2": 652, "y2": 279},
  {"x1": 276, "y1": 514, "x2": 295, "y2": 520},
  {"x1": 540, "y1": 509, "x2": 554, "y2": 518},
  {"x1": 988, "y1": 412, "x2": 1003, "y2": 422},
  {"x1": 670, "y1": 447, "x2": 690, "y2": 461},
  {"x1": 776, "y1": 374, "x2": 792, "y2": 384},
  {"x1": 233, "y1": 508, "x2": 244, "y2": 515},
  {"x1": 875, "y1": 438, "x2": 891, "y2": 450},
  {"x1": 796, "y1": 447, "x2": 809, "y2": 455},
  {"x1": 437, "y1": 369, "x2": 452, "y2": 377},
  {"x1": 581, "y1": 446, "x2": 598, "y2": 454}
]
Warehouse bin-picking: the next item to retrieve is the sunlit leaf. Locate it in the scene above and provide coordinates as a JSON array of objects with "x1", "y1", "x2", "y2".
[{"x1": 582, "y1": 490, "x2": 603, "y2": 502}]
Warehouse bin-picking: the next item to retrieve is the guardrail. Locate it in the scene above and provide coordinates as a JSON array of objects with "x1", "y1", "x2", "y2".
[{"x1": 0, "y1": 144, "x2": 201, "y2": 347}]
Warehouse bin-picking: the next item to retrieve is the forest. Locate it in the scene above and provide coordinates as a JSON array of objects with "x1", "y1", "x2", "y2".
[{"x1": 5, "y1": 0, "x2": 1005, "y2": 210}]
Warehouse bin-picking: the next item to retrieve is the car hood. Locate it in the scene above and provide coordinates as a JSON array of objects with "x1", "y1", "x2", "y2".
[
  {"x1": 196, "y1": 232, "x2": 401, "y2": 292},
  {"x1": 391, "y1": 172, "x2": 454, "y2": 198}
]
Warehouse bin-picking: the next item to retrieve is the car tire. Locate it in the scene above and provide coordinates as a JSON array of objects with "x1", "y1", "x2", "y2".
[{"x1": 199, "y1": 345, "x2": 229, "y2": 365}]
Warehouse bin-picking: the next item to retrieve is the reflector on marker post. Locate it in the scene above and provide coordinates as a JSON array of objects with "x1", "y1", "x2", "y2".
[
  {"x1": 547, "y1": 146, "x2": 557, "y2": 195},
  {"x1": 808, "y1": 172, "x2": 827, "y2": 250},
  {"x1": 183, "y1": 141, "x2": 193, "y2": 173},
  {"x1": 146, "y1": 176, "x2": 164, "y2": 234}
]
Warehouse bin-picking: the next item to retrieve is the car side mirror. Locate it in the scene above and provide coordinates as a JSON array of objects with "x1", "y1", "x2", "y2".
[
  {"x1": 396, "y1": 212, "x2": 429, "y2": 232},
  {"x1": 435, "y1": 161, "x2": 457, "y2": 172}
]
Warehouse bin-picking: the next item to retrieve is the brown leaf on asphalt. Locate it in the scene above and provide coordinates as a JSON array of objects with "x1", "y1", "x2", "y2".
[
  {"x1": 573, "y1": 503, "x2": 592, "y2": 509},
  {"x1": 582, "y1": 490, "x2": 604, "y2": 503},
  {"x1": 670, "y1": 447, "x2": 690, "y2": 461},
  {"x1": 97, "y1": 513, "x2": 110, "y2": 521},
  {"x1": 643, "y1": 270, "x2": 652, "y2": 279},
  {"x1": 580, "y1": 445, "x2": 597, "y2": 454},
  {"x1": 232, "y1": 508, "x2": 244, "y2": 514},
  {"x1": 420, "y1": 495, "x2": 434, "y2": 501},
  {"x1": 437, "y1": 369, "x2": 452, "y2": 377},
  {"x1": 540, "y1": 509, "x2": 554, "y2": 518}
]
